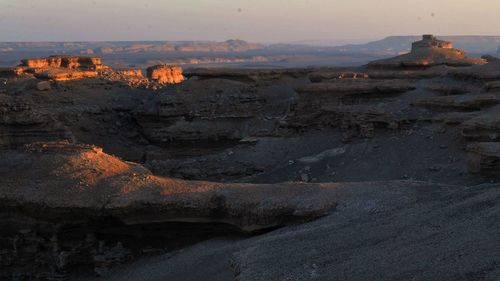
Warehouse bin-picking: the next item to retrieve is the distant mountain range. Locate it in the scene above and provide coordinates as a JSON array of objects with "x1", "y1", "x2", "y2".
[
  {"x1": 2, "y1": 36, "x2": 499, "y2": 57},
  {"x1": 0, "y1": 36, "x2": 498, "y2": 68}
]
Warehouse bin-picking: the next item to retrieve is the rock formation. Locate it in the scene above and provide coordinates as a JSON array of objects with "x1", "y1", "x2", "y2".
[
  {"x1": 16, "y1": 55, "x2": 104, "y2": 82},
  {"x1": 21, "y1": 55, "x2": 104, "y2": 70},
  {"x1": 412, "y1": 34, "x2": 453, "y2": 49},
  {"x1": 368, "y1": 35, "x2": 486, "y2": 68},
  {"x1": 146, "y1": 65, "x2": 184, "y2": 84}
]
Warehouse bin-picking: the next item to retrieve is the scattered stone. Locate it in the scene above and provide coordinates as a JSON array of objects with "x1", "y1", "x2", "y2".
[{"x1": 36, "y1": 81, "x2": 51, "y2": 91}]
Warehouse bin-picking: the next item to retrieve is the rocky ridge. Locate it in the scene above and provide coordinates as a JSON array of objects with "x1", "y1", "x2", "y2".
[{"x1": 0, "y1": 56, "x2": 185, "y2": 93}]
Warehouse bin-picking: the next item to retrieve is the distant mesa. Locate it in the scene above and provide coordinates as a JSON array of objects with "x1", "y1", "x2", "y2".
[
  {"x1": 412, "y1": 34, "x2": 453, "y2": 49},
  {"x1": 368, "y1": 34, "x2": 486, "y2": 68},
  {"x1": 96, "y1": 39, "x2": 263, "y2": 55},
  {"x1": 14, "y1": 55, "x2": 106, "y2": 81}
]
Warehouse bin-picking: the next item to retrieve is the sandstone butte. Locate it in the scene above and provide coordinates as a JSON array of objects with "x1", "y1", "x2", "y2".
[
  {"x1": 368, "y1": 34, "x2": 487, "y2": 68},
  {"x1": 146, "y1": 64, "x2": 184, "y2": 84}
]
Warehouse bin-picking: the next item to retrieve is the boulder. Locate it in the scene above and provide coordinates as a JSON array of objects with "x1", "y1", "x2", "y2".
[
  {"x1": 462, "y1": 113, "x2": 500, "y2": 140},
  {"x1": 36, "y1": 81, "x2": 51, "y2": 91},
  {"x1": 467, "y1": 142, "x2": 500, "y2": 177},
  {"x1": 146, "y1": 65, "x2": 184, "y2": 84}
]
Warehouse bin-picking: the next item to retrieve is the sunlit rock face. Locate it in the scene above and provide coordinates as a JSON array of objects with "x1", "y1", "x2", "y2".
[
  {"x1": 146, "y1": 65, "x2": 184, "y2": 84},
  {"x1": 368, "y1": 35, "x2": 486, "y2": 68},
  {"x1": 20, "y1": 56, "x2": 103, "y2": 70}
]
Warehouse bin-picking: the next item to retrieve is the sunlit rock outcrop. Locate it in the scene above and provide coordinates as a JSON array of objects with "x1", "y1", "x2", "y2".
[
  {"x1": 146, "y1": 65, "x2": 184, "y2": 84},
  {"x1": 20, "y1": 55, "x2": 104, "y2": 70}
]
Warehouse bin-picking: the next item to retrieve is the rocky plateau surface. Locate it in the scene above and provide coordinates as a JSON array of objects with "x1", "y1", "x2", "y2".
[{"x1": 2, "y1": 36, "x2": 500, "y2": 280}]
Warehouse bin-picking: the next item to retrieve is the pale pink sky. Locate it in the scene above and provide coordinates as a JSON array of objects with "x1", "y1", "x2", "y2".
[{"x1": 0, "y1": 0, "x2": 499, "y2": 43}]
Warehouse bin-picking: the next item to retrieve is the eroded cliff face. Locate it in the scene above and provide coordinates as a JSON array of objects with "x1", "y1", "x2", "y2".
[
  {"x1": 146, "y1": 65, "x2": 184, "y2": 84},
  {"x1": 0, "y1": 94, "x2": 72, "y2": 148}
]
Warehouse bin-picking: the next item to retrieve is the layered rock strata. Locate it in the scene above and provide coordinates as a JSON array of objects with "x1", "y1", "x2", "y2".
[
  {"x1": 0, "y1": 141, "x2": 339, "y2": 278},
  {"x1": 0, "y1": 95, "x2": 71, "y2": 148}
]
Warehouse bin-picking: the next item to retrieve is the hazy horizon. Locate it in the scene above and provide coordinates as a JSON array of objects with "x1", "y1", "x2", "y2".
[{"x1": 1, "y1": 0, "x2": 500, "y2": 44}]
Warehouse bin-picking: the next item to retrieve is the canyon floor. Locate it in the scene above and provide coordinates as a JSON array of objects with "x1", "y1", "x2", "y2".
[{"x1": 2, "y1": 57, "x2": 500, "y2": 280}]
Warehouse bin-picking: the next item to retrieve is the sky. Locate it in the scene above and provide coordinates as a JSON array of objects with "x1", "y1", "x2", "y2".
[{"x1": 0, "y1": 0, "x2": 499, "y2": 44}]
